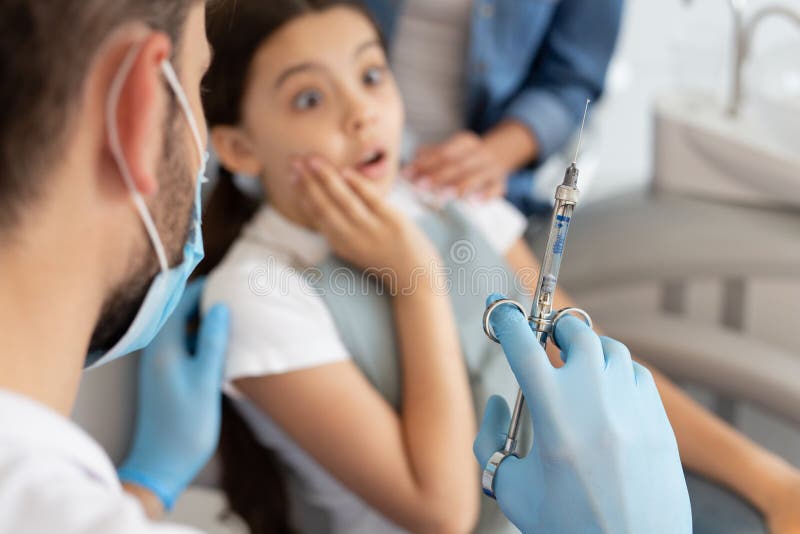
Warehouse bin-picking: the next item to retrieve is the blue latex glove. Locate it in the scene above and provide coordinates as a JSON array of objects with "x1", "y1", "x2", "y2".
[
  {"x1": 475, "y1": 294, "x2": 692, "y2": 533},
  {"x1": 118, "y1": 279, "x2": 230, "y2": 510}
]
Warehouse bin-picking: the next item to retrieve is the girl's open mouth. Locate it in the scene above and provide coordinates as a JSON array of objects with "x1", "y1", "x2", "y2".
[{"x1": 355, "y1": 148, "x2": 389, "y2": 179}]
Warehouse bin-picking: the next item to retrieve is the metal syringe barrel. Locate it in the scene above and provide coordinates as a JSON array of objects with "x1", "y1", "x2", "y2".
[
  {"x1": 501, "y1": 164, "x2": 582, "y2": 452},
  {"x1": 529, "y1": 164, "x2": 580, "y2": 327}
]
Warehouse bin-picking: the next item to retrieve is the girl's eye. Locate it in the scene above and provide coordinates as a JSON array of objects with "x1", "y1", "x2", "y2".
[
  {"x1": 293, "y1": 89, "x2": 323, "y2": 110},
  {"x1": 363, "y1": 66, "x2": 385, "y2": 86}
]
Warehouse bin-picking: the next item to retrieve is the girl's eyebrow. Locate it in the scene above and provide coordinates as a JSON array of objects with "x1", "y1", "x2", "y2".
[
  {"x1": 274, "y1": 62, "x2": 322, "y2": 89},
  {"x1": 354, "y1": 39, "x2": 381, "y2": 58},
  {"x1": 274, "y1": 39, "x2": 382, "y2": 89}
]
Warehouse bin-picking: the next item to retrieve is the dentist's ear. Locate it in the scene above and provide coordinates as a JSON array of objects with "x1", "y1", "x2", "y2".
[{"x1": 104, "y1": 32, "x2": 173, "y2": 198}]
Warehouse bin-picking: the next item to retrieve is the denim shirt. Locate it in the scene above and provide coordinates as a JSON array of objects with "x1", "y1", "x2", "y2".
[{"x1": 363, "y1": 0, "x2": 624, "y2": 214}]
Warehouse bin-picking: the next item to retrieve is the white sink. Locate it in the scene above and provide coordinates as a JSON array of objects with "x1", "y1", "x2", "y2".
[{"x1": 653, "y1": 88, "x2": 800, "y2": 208}]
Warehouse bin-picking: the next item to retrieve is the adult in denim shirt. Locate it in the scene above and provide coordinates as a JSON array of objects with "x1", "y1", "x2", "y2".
[{"x1": 363, "y1": 0, "x2": 623, "y2": 215}]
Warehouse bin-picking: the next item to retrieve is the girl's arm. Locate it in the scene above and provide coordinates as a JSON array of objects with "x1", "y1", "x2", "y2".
[
  {"x1": 236, "y1": 280, "x2": 478, "y2": 533},
  {"x1": 506, "y1": 237, "x2": 800, "y2": 529},
  {"x1": 237, "y1": 157, "x2": 478, "y2": 534}
]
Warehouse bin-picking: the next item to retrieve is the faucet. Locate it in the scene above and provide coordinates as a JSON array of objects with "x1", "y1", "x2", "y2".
[
  {"x1": 683, "y1": 0, "x2": 800, "y2": 117},
  {"x1": 735, "y1": 5, "x2": 800, "y2": 116}
]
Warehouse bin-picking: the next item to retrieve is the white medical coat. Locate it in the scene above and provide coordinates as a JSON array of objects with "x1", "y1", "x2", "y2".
[{"x1": 0, "y1": 389, "x2": 201, "y2": 534}]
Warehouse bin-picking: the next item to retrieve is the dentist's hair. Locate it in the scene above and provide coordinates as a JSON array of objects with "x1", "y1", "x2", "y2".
[
  {"x1": 0, "y1": 0, "x2": 199, "y2": 232},
  {"x1": 199, "y1": 1, "x2": 383, "y2": 533}
]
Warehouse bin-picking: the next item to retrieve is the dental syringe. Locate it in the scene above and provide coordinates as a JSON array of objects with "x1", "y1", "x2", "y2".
[{"x1": 481, "y1": 100, "x2": 594, "y2": 498}]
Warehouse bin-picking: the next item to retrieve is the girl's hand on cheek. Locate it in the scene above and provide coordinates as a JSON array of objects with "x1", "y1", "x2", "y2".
[{"x1": 293, "y1": 156, "x2": 440, "y2": 284}]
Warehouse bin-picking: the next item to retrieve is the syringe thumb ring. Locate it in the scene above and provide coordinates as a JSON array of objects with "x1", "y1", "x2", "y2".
[
  {"x1": 482, "y1": 302, "x2": 593, "y2": 349},
  {"x1": 482, "y1": 299, "x2": 528, "y2": 344},
  {"x1": 548, "y1": 308, "x2": 593, "y2": 350}
]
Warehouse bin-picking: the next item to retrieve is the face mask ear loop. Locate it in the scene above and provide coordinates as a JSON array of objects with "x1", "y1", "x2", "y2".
[
  {"x1": 106, "y1": 44, "x2": 170, "y2": 274},
  {"x1": 160, "y1": 60, "x2": 205, "y2": 168}
]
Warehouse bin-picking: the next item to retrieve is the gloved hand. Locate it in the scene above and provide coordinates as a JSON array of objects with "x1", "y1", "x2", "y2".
[
  {"x1": 118, "y1": 279, "x2": 230, "y2": 510},
  {"x1": 475, "y1": 294, "x2": 692, "y2": 533}
]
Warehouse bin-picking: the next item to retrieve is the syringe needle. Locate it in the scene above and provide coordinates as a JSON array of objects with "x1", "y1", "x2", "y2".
[{"x1": 573, "y1": 99, "x2": 591, "y2": 164}]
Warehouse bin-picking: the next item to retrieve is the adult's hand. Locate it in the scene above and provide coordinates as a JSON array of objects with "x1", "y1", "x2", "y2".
[
  {"x1": 475, "y1": 294, "x2": 691, "y2": 533},
  {"x1": 118, "y1": 279, "x2": 230, "y2": 513},
  {"x1": 405, "y1": 131, "x2": 510, "y2": 200}
]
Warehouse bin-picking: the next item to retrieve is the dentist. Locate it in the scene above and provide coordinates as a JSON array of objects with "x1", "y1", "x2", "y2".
[
  {"x1": 0, "y1": 1, "x2": 227, "y2": 531},
  {"x1": 0, "y1": 1, "x2": 689, "y2": 533}
]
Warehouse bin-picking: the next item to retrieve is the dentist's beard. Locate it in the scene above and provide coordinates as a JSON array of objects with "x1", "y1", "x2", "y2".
[{"x1": 87, "y1": 119, "x2": 195, "y2": 354}]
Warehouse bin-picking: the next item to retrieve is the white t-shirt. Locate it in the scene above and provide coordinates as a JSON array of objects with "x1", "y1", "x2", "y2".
[
  {"x1": 0, "y1": 389, "x2": 199, "y2": 534},
  {"x1": 203, "y1": 184, "x2": 526, "y2": 533},
  {"x1": 391, "y1": 0, "x2": 475, "y2": 147}
]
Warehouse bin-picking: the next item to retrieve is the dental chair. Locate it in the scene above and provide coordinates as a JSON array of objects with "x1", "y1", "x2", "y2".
[{"x1": 528, "y1": 190, "x2": 800, "y2": 534}]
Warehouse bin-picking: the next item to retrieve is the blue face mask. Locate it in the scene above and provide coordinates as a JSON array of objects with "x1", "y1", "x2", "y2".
[{"x1": 85, "y1": 50, "x2": 208, "y2": 369}]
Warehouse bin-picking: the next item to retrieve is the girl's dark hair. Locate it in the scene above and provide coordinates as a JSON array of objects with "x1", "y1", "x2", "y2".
[
  {"x1": 218, "y1": 396, "x2": 295, "y2": 534},
  {"x1": 200, "y1": 2, "x2": 383, "y2": 533}
]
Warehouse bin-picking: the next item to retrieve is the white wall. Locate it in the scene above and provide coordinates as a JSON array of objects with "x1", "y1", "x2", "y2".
[
  {"x1": 579, "y1": 0, "x2": 800, "y2": 469},
  {"x1": 588, "y1": 0, "x2": 800, "y2": 202}
]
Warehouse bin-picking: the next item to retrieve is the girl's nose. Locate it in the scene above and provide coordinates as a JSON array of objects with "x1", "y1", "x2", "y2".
[{"x1": 343, "y1": 92, "x2": 378, "y2": 137}]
